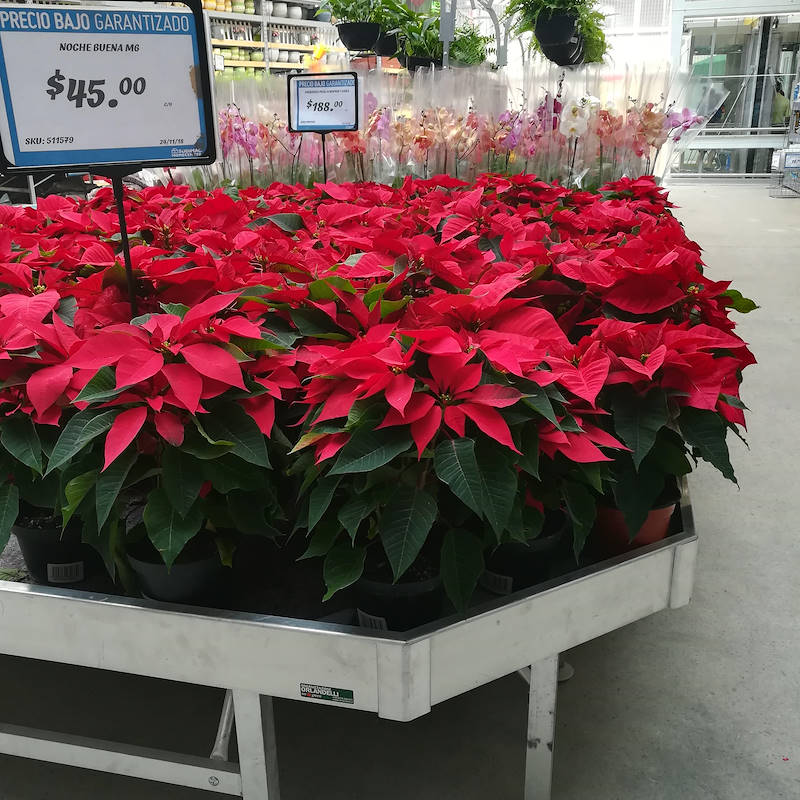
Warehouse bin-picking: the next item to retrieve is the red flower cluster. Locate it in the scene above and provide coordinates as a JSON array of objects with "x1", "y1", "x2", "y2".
[{"x1": 0, "y1": 174, "x2": 753, "y2": 477}]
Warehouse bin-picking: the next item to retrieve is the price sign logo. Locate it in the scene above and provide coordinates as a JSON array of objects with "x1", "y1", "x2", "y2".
[
  {"x1": 0, "y1": 1, "x2": 215, "y2": 172},
  {"x1": 288, "y1": 72, "x2": 359, "y2": 133}
]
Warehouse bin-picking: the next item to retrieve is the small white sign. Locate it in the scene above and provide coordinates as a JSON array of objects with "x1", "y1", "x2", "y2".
[
  {"x1": 0, "y1": 2, "x2": 214, "y2": 170},
  {"x1": 288, "y1": 72, "x2": 358, "y2": 133}
]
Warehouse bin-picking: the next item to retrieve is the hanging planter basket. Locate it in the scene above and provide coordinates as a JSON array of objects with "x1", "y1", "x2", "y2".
[
  {"x1": 535, "y1": 12, "x2": 585, "y2": 67},
  {"x1": 403, "y1": 54, "x2": 442, "y2": 72},
  {"x1": 540, "y1": 36, "x2": 585, "y2": 67},
  {"x1": 534, "y1": 12, "x2": 578, "y2": 46},
  {"x1": 336, "y1": 22, "x2": 380, "y2": 51},
  {"x1": 374, "y1": 30, "x2": 398, "y2": 57}
]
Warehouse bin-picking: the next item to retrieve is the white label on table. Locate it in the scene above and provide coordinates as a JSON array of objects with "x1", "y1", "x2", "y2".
[
  {"x1": 47, "y1": 561, "x2": 84, "y2": 584},
  {"x1": 288, "y1": 73, "x2": 358, "y2": 132},
  {"x1": 0, "y1": 4, "x2": 210, "y2": 168},
  {"x1": 479, "y1": 569, "x2": 514, "y2": 596}
]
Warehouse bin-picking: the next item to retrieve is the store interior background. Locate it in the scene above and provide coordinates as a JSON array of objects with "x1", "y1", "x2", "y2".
[{"x1": 477, "y1": 0, "x2": 800, "y2": 182}]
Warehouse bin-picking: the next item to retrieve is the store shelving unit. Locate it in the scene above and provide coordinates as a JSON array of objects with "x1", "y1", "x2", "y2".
[{"x1": 205, "y1": 0, "x2": 344, "y2": 79}]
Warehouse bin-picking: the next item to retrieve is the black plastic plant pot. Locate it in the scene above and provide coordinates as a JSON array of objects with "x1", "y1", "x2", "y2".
[
  {"x1": 481, "y1": 511, "x2": 570, "y2": 596},
  {"x1": 406, "y1": 55, "x2": 442, "y2": 72},
  {"x1": 356, "y1": 575, "x2": 443, "y2": 632},
  {"x1": 534, "y1": 12, "x2": 578, "y2": 46},
  {"x1": 336, "y1": 22, "x2": 380, "y2": 51},
  {"x1": 127, "y1": 536, "x2": 226, "y2": 605},
  {"x1": 374, "y1": 31, "x2": 398, "y2": 57},
  {"x1": 13, "y1": 517, "x2": 95, "y2": 586},
  {"x1": 540, "y1": 35, "x2": 585, "y2": 67}
]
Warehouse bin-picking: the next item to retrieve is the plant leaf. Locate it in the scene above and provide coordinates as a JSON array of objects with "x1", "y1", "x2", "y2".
[
  {"x1": 475, "y1": 444, "x2": 518, "y2": 538},
  {"x1": 308, "y1": 474, "x2": 342, "y2": 532},
  {"x1": 433, "y1": 438, "x2": 483, "y2": 517},
  {"x1": 96, "y1": 449, "x2": 137, "y2": 530},
  {"x1": 298, "y1": 517, "x2": 342, "y2": 560},
  {"x1": 143, "y1": 488, "x2": 203, "y2": 568},
  {"x1": 323, "y1": 542, "x2": 366, "y2": 600},
  {"x1": 721, "y1": 289, "x2": 758, "y2": 313},
  {"x1": 338, "y1": 492, "x2": 379, "y2": 541},
  {"x1": 329, "y1": 428, "x2": 412, "y2": 475},
  {"x1": 226, "y1": 491, "x2": 278, "y2": 537},
  {"x1": 162, "y1": 446, "x2": 204, "y2": 517},
  {"x1": 611, "y1": 455, "x2": 665, "y2": 542},
  {"x1": 46, "y1": 410, "x2": 117, "y2": 475},
  {"x1": 159, "y1": 302, "x2": 190, "y2": 318},
  {"x1": 380, "y1": 486, "x2": 437, "y2": 581},
  {"x1": 0, "y1": 483, "x2": 19, "y2": 556},
  {"x1": 62, "y1": 470, "x2": 97, "y2": 528},
  {"x1": 1, "y1": 417, "x2": 42, "y2": 474},
  {"x1": 440, "y1": 529, "x2": 484, "y2": 612},
  {"x1": 679, "y1": 407, "x2": 737, "y2": 483},
  {"x1": 203, "y1": 403, "x2": 270, "y2": 467},
  {"x1": 612, "y1": 389, "x2": 667, "y2": 470},
  {"x1": 74, "y1": 366, "x2": 121, "y2": 403},
  {"x1": 250, "y1": 213, "x2": 305, "y2": 232},
  {"x1": 563, "y1": 481, "x2": 596, "y2": 559}
]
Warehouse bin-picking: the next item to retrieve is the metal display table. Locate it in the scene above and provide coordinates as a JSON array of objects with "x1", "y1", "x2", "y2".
[{"x1": 0, "y1": 491, "x2": 697, "y2": 800}]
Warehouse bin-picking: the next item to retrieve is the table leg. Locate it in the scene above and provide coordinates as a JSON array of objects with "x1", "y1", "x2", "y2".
[
  {"x1": 524, "y1": 654, "x2": 558, "y2": 800},
  {"x1": 232, "y1": 690, "x2": 280, "y2": 800},
  {"x1": 211, "y1": 689, "x2": 235, "y2": 762}
]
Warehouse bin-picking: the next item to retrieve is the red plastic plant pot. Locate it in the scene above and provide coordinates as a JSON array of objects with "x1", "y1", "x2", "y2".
[{"x1": 593, "y1": 503, "x2": 677, "y2": 557}]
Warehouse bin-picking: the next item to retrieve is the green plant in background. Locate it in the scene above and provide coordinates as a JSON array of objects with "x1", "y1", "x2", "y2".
[
  {"x1": 396, "y1": 11, "x2": 443, "y2": 60},
  {"x1": 372, "y1": 0, "x2": 413, "y2": 33},
  {"x1": 450, "y1": 22, "x2": 493, "y2": 66},
  {"x1": 505, "y1": 0, "x2": 608, "y2": 63},
  {"x1": 317, "y1": 0, "x2": 376, "y2": 24}
]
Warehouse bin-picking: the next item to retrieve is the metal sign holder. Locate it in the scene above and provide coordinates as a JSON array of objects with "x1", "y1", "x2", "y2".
[
  {"x1": 0, "y1": 483, "x2": 698, "y2": 800},
  {"x1": 287, "y1": 72, "x2": 359, "y2": 182}
]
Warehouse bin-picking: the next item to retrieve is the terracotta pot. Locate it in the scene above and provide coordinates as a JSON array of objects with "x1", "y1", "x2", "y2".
[{"x1": 594, "y1": 503, "x2": 677, "y2": 556}]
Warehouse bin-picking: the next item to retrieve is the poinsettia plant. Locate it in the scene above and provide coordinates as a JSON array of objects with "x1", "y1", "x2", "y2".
[{"x1": 0, "y1": 173, "x2": 755, "y2": 610}]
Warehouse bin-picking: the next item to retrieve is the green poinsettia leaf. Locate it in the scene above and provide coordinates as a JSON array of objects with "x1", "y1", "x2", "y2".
[
  {"x1": 143, "y1": 488, "x2": 203, "y2": 569},
  {"x1": 380, "y1": 486, "x2": 437, "y2": 581},
  {"x1": 323, "y1": 542, "x2": 366, "y2": 601},
  {"x1": 434, "y1": 438, "x2": 484, "y2": 518},
  {"x1": 612, "y1": 388, "x2": 668, "y2": 470},
  {"x1": 46, "y1": 410, "x2": 117, "y2": 475},
  {"x1": 679, "y1": 407, "x2": 737, "y2": 484},
  {"x1": 1, "y1": 417, "x2": 42, "y2": 474},
  {"x1": 329, "y1": 428, "x2": 412, "y2": 475},
  {"x1": 0, "y1": 483, "x2": 19, "y2": 556},
  {"x1": 440, "y1": 529, "x2": 484, "y2": 612}
]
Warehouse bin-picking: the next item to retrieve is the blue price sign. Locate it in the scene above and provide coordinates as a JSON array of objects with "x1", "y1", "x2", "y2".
[
  {"x1": 0, "y1": 0, "x2": 215, "y2": 173},
  {"x1": 288, "y1": 72, "x2": 359, "y2": 133}
]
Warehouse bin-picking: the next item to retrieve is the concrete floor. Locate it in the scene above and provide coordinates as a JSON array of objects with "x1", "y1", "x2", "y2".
[{"x1": 1, "y1": 185, "x2": 798, "y2": 799}]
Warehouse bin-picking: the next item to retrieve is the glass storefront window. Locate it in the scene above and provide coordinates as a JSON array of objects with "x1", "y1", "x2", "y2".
[{"x1": 672, "y1": 14, "x2": 800, "y2": 177}]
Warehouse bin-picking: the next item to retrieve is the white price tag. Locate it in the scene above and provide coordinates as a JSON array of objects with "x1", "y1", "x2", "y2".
[
  {"x1": 288, "y1": 72, "x2": 358, "y2": 133},
  {"x1": 0, "y1": 2, "x2": 214, "y2": 170}
]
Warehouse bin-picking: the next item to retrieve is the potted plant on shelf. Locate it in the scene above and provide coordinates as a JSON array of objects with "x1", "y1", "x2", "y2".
[
  {"x1": 0, "y1": 288, "x2": 105, "y2": 586},
  {"x1": 396, "y1": 12, "x2": 443, "y2": 71},
  {"x1": 371, "y1": 0, "x2": 412, "y2": 57},
  {"x1": 449, "y1": 22, "x2": 493, "y2": 67},
  {"x1": 288, "y1": 259, "x2": 628, "y2": 628},
  {"x1": 506, "y1": 0, "x2": 608, "y2": 66},
  {"x1": 50, "y1": 299, "x2": 294, "y2": 601},
  {"x1": 319, "y1": 0, "x2": 381, "y2": 52}
]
